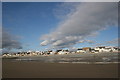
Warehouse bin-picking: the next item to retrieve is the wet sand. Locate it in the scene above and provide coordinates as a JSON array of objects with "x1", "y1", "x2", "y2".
[{"x1": 2, "y1": 60, "x2": 118, "y2": 78}]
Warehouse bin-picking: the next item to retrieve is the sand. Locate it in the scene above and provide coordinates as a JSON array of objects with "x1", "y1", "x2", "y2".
[{"x1": 2, "y1": 60, "x2": 118, "y2": 78}]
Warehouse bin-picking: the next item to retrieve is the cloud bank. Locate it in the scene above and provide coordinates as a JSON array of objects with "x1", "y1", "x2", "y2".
[
  {"x1": 2, "y1": 28, "x2": 22, "y2": 50},
  {"x1": 40, "y1": 2, "x2": 118, "y2": 49}
]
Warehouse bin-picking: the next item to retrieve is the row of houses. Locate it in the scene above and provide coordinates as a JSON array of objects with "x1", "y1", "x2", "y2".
[
  {"x1": 2, "y1": 46, "x2": 120, "y2": 57},
  {"x1": 2, "y1": 49, "x2": 70, "y2": 57},
  {"x1": 76, "y1": 46, "x2": 119, "y2": 53}
]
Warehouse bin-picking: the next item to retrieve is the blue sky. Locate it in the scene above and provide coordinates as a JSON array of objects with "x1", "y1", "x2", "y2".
[
  {"x1": 3, "y1": 2, "x2": 60, "y2": 51},
  {"x1": 2, "y1": 2, "x2": 118, "y2": 52}
]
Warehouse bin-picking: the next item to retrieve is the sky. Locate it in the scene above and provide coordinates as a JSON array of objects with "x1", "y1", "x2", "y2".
[{"x1": 2, "y1": 2, "x2": 119, "y2": 52}]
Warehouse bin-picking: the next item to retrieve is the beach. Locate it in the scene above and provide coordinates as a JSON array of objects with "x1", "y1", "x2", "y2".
[
  {"x1": 2, "y1": 1, "x2": 119, "y2": 79},
  {"x1": 2, "y1": 60, "x2": 118, "y2": 78}
]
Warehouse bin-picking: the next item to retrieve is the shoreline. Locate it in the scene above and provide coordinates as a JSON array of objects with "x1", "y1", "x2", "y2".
[
  {"x1": 2, "y1": 52, "x2": 119, "y2": 63},
  {"x1": 2, "y1": 52, "x2": 119, "y2": 57}
]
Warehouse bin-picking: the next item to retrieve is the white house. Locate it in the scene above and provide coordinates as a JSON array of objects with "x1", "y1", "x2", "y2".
[
  {"x1": 76, "y1": 48, "x2": 86, "y2": 53},
  {"x1": 58, "y1": 50, "x2": 69, "y2": 55},
  {"x1": 94, "y1": 46, "x2": 113, "y2": 52},
  {"x1": 111, "y1": 47, "x2": 118, "y2": 52}
]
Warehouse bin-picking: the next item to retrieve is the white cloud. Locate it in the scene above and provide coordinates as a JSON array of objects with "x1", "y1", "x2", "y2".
[
  {"x1": 40, "y1": 40, "x2": 49, "y2": 46},
  {"x1": 93, "y1": 38, "x2": 119, "y2": 46},
  {"x1": 40, "y1": 2, "x2": 118, "y2": 49}
]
